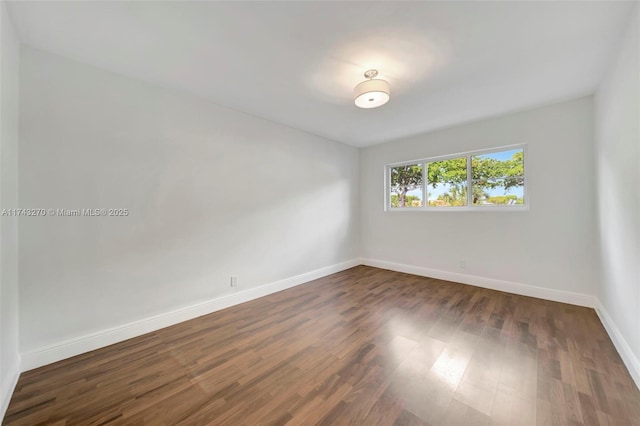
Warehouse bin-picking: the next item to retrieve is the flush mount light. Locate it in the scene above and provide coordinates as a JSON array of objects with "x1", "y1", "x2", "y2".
[{"x1": 354, "y1": 69, "x2": 390, "y2": 109}]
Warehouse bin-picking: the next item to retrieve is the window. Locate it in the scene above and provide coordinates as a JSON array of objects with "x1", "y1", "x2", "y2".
[
  {"x1": 471, "y1": 149, "x2": 524, "y2": 206},
  {"x1": 427, "y1": 156, "x2": 468, "y2": 207},
  {"x1": 386, "y1": 145, "x2": 526, "y2": 211},
  {"x1": 390, "y1": 164, "x2": 423, "y2": 208}
]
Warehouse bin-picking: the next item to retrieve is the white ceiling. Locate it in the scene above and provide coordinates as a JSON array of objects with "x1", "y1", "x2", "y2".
[{"x1": 6, "y1": 1, "x2": 635, "y2": 147}]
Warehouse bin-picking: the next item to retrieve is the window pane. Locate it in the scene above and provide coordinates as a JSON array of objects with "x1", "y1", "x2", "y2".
[
  {"x1": 390, "y1": 164, "x2": 423, "y2": 208},
  {"x1": 471, "y1": 149, "x2": 524, "y2": 206},
  {"x1": 427, "y1": 157, "x2": 468, "y2": 207}
]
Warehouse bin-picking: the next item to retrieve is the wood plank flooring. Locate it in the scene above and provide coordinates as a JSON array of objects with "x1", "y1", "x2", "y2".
[{"x1": 4, "y1": 266, "x2": 640, "y2": 425}]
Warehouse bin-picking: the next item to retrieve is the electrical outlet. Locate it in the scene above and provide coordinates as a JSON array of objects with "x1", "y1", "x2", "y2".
[
  {"x1": 230, "y1": 276, "x2": 238, "y2": 287},
  {"x1": 460, "y1": 260, "x2": 467, "y2": 270}
]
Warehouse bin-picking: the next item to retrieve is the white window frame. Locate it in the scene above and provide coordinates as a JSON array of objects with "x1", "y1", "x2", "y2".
[{"x1": 384, "y1": 144, "x2": 528, "y2": 212}]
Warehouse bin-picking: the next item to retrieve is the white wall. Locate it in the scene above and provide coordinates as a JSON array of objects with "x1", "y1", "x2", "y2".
[
  {"x1": 0, "y1": 1, "x2": 21, "y2": 417},
  {"x1": 360, "y1": 97, "x2": 598, "y2": 300},
  {"x1": 595, "y1": 7, "x2": 639, "y2": 384},
  {"x1": 18, "y1": 47, "x2": 359, "y2": 357}
]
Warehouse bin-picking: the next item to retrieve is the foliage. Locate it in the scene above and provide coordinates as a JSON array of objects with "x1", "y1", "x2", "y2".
[
  {"x1": 390, "y1": 194, "x2": 422, "y2": 208},
  {"x1": 427, "y1": 158, "x2": 467, "y2": 188},
  {"x1": 427, "y1": 184, "x2": 490, "y2": 207},
  {"x1": 434, "y1": 184, "x2": 468, "y2": 206},
  {"x1": 485, "y1": 195, "x2": 523, "y2": 205},
  {"x1": 471, "y1": 151, "x2": 524, "y2": 192}
]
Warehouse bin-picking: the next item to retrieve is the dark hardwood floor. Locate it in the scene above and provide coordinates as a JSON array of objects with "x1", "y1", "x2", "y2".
[{"x1": 4, "y1": 266, "x2": 640, "y2": 425}]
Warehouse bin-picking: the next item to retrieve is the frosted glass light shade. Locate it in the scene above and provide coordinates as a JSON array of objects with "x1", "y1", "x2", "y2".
[{"x1": 354, "y1": 78, "x2": 390, "y2": 108}]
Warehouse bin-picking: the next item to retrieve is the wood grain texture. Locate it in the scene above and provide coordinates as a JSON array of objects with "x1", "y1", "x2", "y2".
[{"x1": 4, "y1": 266, "x2": 639, "y2": 425}]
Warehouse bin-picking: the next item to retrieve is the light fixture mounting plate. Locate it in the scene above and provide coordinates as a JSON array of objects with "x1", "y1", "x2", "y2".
[{"x1": 364, "y1": 69, "x2": 378, "y2": 79}]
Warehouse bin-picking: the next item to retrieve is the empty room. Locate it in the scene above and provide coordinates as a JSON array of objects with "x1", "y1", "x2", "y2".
[{"x1": 1, "y1": 1, "x2": 639, "y2": 425}]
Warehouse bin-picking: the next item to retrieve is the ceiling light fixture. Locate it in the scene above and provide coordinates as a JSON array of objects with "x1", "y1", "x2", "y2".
[{"x1": 354, "y1": 69, "x2": 390, "y2": 109}]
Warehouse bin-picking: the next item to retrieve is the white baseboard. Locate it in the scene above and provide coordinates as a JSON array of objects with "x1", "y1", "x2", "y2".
[
  {"x1": 359, "y1": 258, "x2": 596, "y2": 307},
  {"x1": 20, "y1": 259, "x2": 360, "y2": 372},
  {"x1": 594, "y1": 299, "x2": 640, "y2": 391},
  {"x1": 1, "y1": 360, "x2": 20, "y2": 421}
]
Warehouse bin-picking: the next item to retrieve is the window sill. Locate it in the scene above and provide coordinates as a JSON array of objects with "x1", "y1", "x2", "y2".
[{"x1": 385, "y1": 205, "x2": 529, "y2": 213}]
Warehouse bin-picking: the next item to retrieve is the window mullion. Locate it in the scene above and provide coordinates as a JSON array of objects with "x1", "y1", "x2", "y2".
[
  {"x1": 385, "y1": 166, "x2": 390, "y2": 210},
  {"x1": 467, "y1": 155, "x2": 472, "y2": 207},
  {"x1": 423, "y1": 162, "x2": 427, "y2": 209}
]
